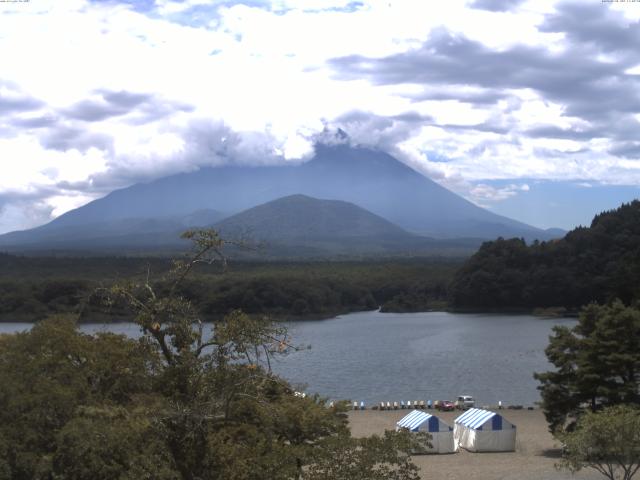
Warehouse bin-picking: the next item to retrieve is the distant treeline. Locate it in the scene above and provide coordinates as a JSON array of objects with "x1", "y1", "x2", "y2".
[
  {"x1": 0, "y1": 255, "x2": 458, "y2": 321},
  {"x1": 449, "y1": 201, "x2": 640, "y2": 310},
  {"x1": 7, "y1": 200, "x2": 639, "y2": 320}
]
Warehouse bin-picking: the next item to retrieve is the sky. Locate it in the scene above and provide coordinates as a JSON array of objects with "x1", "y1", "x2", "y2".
[{"x1": 1, "y1": 0, "x2": 640, "y2": 234}]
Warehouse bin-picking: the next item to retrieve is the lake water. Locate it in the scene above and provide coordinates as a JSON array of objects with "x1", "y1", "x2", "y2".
[{"x1": 0, "y1": 311, "x2": 574, "y2": 406}]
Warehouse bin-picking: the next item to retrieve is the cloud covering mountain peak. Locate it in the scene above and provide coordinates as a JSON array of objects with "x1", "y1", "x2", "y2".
[{"x1": 2, "y1": 0, "x2": 640, "y2": 233}]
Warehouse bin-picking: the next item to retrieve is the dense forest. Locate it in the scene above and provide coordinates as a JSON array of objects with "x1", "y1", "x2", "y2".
[
  {"x1": 0, "y1": 255, "x2": 458, "y2": 321},
  {"x1": 449, "y1": 201, "x2": 640, "y2": 310}
]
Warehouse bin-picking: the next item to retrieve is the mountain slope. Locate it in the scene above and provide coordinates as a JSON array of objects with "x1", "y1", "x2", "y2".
[
  {"x1": 214, "y1": 194, "x2": 414, "y2": 256},
  {"x1": 215, "y1": 194, "x2": 411, "y2": 241},
  {"x1": 0, "y1": 144, "x2": 556, "y2": 251},
  {"x1": 0, "y1": 209, "x2": 224, "y2": 250},
  {"x1": 214, "y1": 195, "x2": 478, "y2": 258},
  {"x1": 449, "y1": 200, "x2": 640, "y2": 309}
]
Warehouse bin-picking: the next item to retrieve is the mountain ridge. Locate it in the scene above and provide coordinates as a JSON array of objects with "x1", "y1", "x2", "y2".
[
  {"x1": 212, "y1": 194, "x2": 481, "y2": 258},
  {"x1": 0, "y1": 144, "x2": 562, "y2": 253},
  {"x1": 215, "y1": 194, "x2": 413, "y2": 241}
]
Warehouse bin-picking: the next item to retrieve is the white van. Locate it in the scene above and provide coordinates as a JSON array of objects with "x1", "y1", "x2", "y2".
[{"x1": 456, "y1": 395, "x2": 475, "y2": 410}]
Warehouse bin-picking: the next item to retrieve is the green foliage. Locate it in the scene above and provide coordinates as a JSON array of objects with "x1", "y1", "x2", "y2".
[
  {"x1": 449, "y1": 201, "x2": 640, "y2": 310},
  {"x1": 305, "y1": 430, "x2": 427, "y2": 480},
  {"x1": 0, "y1": 256, "x2": 458, "y2": 321},
  {"x1": 0, "y1": 438, "x2": 11, "y2": 480},
  {"x1": 558, "y1": 405, "x2": 640, "y2": 480},
  {"x1": 0, "y1": 316, "x2": 156, "y2": 479},
  {"x1": 0, "y1": 230, "x2": 423, "y2": 479},
  {"x1": 379, "y1": 290, "x2": 440, "y2": 313},
  {"x1": 535, "y1": 301, "x2": 640, "y2": 433},
  {"x1": 53, "y1": 407, "x2": 179, "y2": 480}
]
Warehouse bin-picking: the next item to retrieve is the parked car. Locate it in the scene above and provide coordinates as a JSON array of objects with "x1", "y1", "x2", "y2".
[
  {"x1": 437, "y1": 400, "x2": 455, "y2": 411},
  {"x1": 456, "y1": 395, "x2": 475, "y2": 410}
]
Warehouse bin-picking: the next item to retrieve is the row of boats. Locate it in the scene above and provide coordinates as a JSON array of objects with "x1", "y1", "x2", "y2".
[{"x1": 353, "y1": 400, "x2": 428, "y2": 410}]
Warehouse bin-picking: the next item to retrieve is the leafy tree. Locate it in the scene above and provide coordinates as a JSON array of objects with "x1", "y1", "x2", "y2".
[
  {"x1": 53, "y1": 406, "x2": 179, "y2": 480},
  {"x1": 0, "y1": 317, "x2": 156, "y2": 479},
  {"x1": 305, "y1": 430, "x2": 426, "y2": 480},
  {"x1": 535, "y1": 301, "x2": 640, "y2": 433},
  {"x1": 558, "y1": 405, "x2": 640, "y2": 480},
  {"x1": 0, "y1": 437, "x2": 10, "y2": 480},
  {"x1": 0, "y1": 229, "x2": 424, "y2": 480}
]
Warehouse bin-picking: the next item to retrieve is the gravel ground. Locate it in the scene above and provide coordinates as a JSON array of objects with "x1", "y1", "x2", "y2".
[{"x1": 348, "y1": 408, "x2": 602, "y2": 480}]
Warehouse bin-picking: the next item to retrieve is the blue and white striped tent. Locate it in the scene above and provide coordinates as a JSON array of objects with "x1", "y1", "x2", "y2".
[
  {"x1": 454, "y1": 408, "x2": 516, "y2": 452},
  {"x1": 396, "y1": 410, "x2": 455, "y2": 453}
]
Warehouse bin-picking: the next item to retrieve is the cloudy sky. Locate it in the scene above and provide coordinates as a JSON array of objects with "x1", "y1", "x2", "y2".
[{"x1": 1, "y1": 0, "x2": 640, "y2": 233}]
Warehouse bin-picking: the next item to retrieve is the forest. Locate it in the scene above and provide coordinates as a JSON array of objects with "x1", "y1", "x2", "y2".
[
  {"x1": 0, "y1": 255, "x2": 458, "y2": 322},
  {"x1": 449, "y1": 201, "x2": 640, "y2": 311},
  {"x1": 3, "y1": 200, "x2": 640, "y2": 322}
]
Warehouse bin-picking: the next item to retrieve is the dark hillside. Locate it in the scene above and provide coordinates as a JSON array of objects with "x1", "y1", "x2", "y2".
[
  {"x1": 449, "y1": 200, "x2": 640, "y2": 310},
  {"x1": 215, "y1": 194, "x2": 411, "y2": 240},
  {"x1": 212, "y1": 194, "x2": 460, "y2": 257}
]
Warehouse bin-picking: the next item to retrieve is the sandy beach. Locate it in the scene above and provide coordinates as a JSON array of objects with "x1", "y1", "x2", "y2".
[{"x1": 348, "y1": 408, "x2": 602, "y2": 480}]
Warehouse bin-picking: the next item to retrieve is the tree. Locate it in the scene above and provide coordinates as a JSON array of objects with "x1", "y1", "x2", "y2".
[
  {"x1": 53, "y1": 406, "x2": 178, "y2": 480},
  {"x1": 449, "y1": 200, "x2": 640, "y2": 310},
  {"x1": 0, "y1": 229, "x2": 423, "y2": 480},
  {"x1": 0, "y1": 316, "x2": 157, "y2": 479},
  {"x1": 558, "y1": 405, "x2": 640, "y2": 480},
  {"x1": 535, "y1": 301, "x2": 640, "y2": 433},
  {"x1": 305, "y1": 430, "x2": 427, "y2": 480}
]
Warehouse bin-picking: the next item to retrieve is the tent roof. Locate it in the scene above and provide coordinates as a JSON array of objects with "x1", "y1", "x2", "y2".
[
  {"x1": 455, "y1": 408, "x2": 503, "y2": 430},
  {"x1": 397, "y1": 410, "x2": 448, "y2": 432}
]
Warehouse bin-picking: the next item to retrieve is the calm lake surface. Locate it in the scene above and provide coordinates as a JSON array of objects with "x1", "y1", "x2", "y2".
[{"x1": 0, "y1": 311, "x2": 575, "y2": 406}]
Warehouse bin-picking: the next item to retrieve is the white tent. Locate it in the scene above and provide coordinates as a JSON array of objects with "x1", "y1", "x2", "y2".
[
  {"x1": 454, "y1": 408, "x2": 516, "y2": 452},
  {"x1": 396, "y1": 410, "x2": 455, "y2": 454}
]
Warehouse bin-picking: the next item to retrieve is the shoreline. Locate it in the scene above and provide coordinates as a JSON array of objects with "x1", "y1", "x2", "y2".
[
  {"x1": 348, "y1": 409, "x2": 600, "y2": 480},
  {"x1": 0, "y1": 307, "x2": 578, "y2": 324}
]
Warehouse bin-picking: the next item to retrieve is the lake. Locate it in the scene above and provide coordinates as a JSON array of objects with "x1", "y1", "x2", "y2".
[{"x1": 0, "y1": 311, "x2": 574, "y2": 406}]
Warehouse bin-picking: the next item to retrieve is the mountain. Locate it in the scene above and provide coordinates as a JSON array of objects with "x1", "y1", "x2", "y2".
[
  {"x1": 0, "y1": 144, "x2": 558, "y2": 252},
  {"x1": 212, "y1": 194, "x2": 452, "y2": 257},
  {"x1": 544, "y1": 227, "x2": 568, "y2": 237},
  {"x1": 215, "y1": 194, "x2": 411, "y2": 240},
  {"x1": 0, "y1": 209, "x2": 224, "y2": 251},
  {"x1": 212, "y1": 195, "x2": 481, "y2": 258}
]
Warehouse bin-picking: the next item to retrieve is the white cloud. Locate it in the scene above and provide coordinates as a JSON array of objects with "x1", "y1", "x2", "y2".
[
  {"x1": 1, "y1": 0, "x2": 640, "y2": 233},
  {"x1": 0, "y1": 202, "x2": 53, "y2": 234},
  {"x1": 469, "y1": 182, "x2": 531, "y2": 205},
  {"x1": 156, "y1": 0, "x2": 213, "y2": 15}
]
